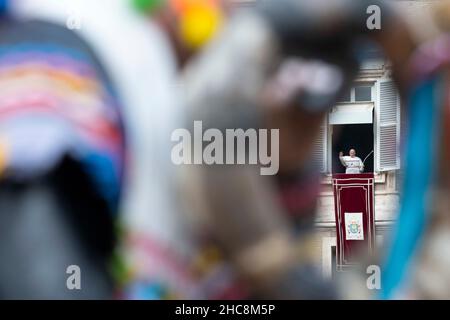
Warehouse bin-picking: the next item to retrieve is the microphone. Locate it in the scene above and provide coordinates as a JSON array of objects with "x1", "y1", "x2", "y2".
[{"x1": 363, "y1": 150, "x2": 374, "y2": 164}]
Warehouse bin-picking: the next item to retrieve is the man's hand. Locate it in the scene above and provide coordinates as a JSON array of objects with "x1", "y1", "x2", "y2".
[{"x1": 339, "y1": 151, "x2": 347, "y2": 168}]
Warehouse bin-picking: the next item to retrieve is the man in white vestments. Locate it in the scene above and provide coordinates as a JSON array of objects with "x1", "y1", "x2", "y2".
[{"x1": 339, "y1": 149, "x2": 364, "y2": 174}]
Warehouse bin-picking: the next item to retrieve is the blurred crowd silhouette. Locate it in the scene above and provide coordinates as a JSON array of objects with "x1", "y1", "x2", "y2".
[{"x1": 0, "y1": 0, "x2": 449, "y2": 299}]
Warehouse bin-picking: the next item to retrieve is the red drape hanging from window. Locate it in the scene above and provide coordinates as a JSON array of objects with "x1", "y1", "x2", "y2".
[{"x1": 332, "y1": 173, "x2": 375, "y2": 271}]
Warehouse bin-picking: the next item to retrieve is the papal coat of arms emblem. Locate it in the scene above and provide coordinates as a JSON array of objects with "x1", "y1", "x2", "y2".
[
  {"x1": 348, "y1": 220, "x2": 360, "y2": 234},
  {"x1": 345, "y1": 212, "x2": 364, "y2": 240}
]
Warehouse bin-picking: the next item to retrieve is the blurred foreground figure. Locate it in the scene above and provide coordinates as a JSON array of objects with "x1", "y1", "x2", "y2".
[
  {"x1": 134, "y1": 0, "x2": 341, "y2": 299},
  {"x1": 13, "y1": 0, "x2": 243, "y2": 299},
  {"x1": 123, "y1": 0, "x2": 248, "y2": 299},
  {"x1": 10, "y1": 0, "x2": 193, "y2": 299},
  {"x1": 179, "y1": 0, "x2": 414, "y2": 299},
  {"x1": 380, "y1": 0, "x2": 450, "y2": 299},
  {"x1": 0, "y1": 12, "x2": 123, "y2": 298}
]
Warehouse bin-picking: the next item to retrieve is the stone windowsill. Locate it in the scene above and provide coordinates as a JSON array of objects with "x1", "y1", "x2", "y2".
[{"x1": 320, "y1": 172, "x2": 386, "y2": 184}]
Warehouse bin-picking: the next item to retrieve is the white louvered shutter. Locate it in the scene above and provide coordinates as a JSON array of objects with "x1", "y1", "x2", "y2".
[
  {"x1": 312, "y1": 115, "x2": 328, "y2": 173},
  {"x1": 376, "y1": 79, "x2": 400, "y2": 171}
]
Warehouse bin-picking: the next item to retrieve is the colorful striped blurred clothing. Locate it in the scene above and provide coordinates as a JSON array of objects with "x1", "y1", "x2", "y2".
[{"x1": 0, "y1": 18, "x2": 124, "y2": 211}]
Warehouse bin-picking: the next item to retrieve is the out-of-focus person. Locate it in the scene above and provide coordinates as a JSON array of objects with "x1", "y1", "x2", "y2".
[
  {"x1": 0, "y1": 3, "x2": 123, "y2": 298},
  {"x1": 8, "y1": 0, "x2": 199, "y2": 299},
  {"x1": 389, "y1": 0, "x2": 450, "y2": 299},
  {"x1": 178, "y1": 0, "x2": 395, "y2": 299}
]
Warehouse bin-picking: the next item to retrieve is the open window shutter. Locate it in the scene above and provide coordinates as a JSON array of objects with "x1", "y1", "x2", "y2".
[
  {"x1": 376, "y1": 79, "x2": 400, "y2": 171},
  {"x1": 312, "y1": 115, "x2": 327, "y2": 173}
]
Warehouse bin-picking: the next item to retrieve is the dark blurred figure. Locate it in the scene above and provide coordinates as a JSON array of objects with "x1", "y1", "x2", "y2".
[
  {"x1": 0, "y1": 16, "x2": 124, "y2": 298},
  {"x1": 380, "y1": 0, "x2": 450, "y2": 299},
  {"x1": 180, "y1": 0, "x2": 416, "y2": 299}
]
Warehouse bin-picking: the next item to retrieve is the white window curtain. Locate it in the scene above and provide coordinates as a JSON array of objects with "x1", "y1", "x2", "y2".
[
  {"x1": 312, "y1": 115, "x2": 328, "y2": 173},
  {"x1": 376, "y1": 79, "x2": 401, "y2": 171},
  {"x1": 329, "y1": 103, "x2": 374, "y2": 125}
]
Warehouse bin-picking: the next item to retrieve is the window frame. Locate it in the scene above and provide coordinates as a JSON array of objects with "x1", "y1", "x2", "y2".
[
  {"x1": 374, "y1": 79, "x2": 401, "y2": 172},
  {"x1": 318, "y1": 79, "x2": 400, "y2": 176},
  {"x1": 338, "y1": 83, "x2": 374, "y2": 103},
  {"x1": 326, "y1": 82, "x2": 376, "y2": 174}
]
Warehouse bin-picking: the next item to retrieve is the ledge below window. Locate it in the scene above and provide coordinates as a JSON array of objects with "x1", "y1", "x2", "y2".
[{"x1": 320, "y1": 172, "x2": 386, "y2": 184}]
